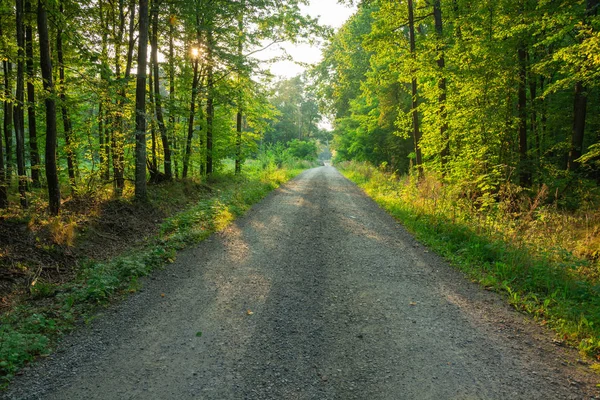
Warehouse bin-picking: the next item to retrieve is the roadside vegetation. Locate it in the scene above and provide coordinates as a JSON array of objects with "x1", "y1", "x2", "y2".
[
  {"x1": 339, "y1": 161, "x2": 600, "y2": 360},
  {"x1": 0, "y1": 159, "x2": 313, "y2": 385}
]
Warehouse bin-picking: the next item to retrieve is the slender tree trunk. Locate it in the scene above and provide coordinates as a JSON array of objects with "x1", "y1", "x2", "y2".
[
  {"x1": 540, "y1": 75, "x2": 547, "y2": 156},
  {"x1": 517, "y1": 44, "x2": 531, "y2": 186},
  {"x1": 135, "y1": 0, "x2": 149, "y2": 201},
  {"x1": 2, "y1": 61, "x2": 13, "y2": 184},
  {"x1": 407, "y1": 0, "x2": 423, "y2": 178},
  {"x1": 568, "y1": 81, "x2": 587, "y2": 171},
  {"x1": 206, "y1": 28, "x2": 214, "y2": 175},
  {"x1": 57, "y1": 3, "x2": 77, "y2": 192},
  {"x1": 0, "y1": 66, "x2": 6, "y2": 208},
  {"x1": 112, "y1": 0, "x2": 136, "y2": 196},
  {"x1": 168, "y1": 7, "x2": 178, "y2": 178},
  {"x1": 0, "y1": 118, "x2": 6, "y2": 208},
  {"x1": 148, "y1": 63, "x2": 158, "y2": 172},
  {"x1": 433, "y1": 0, "x2": 449, "y2": 174},
  {"x1": 15, "y1": 0, "x2": 28, "y2": 207},
  {"x1": 0, "y1": 22, "x2": 6, "y2": 208},
  {"x1": 98, "y1": 100, "x2": 107, "y2": 179},
  {"x1": 235, "y1": 1, "x2": 245, "y2": 174},
  {"x1": 112, "y1": 0, "x2": 127, "y2": 196},
  {"x1": 38, "y1": 0, "x2": 60, "y2": 215},
  {"x1": 529, "y1": 69, "x2": 540, "y2": 164},
  {"x1": 99, "y1": 0, "x2": 111, "y2": 181},
  {"x1": 568, "y1": 0, "x2": 598, "y2": 171},
  {"x1": 151, "y1": 0, "x2": 171, "y2": 179},
  {"x1": 183, "y1": 59, "x2": 199, "y2": 179},
  {"x1": 25, "y1": 0, "x2": 40, "y2": 188}
]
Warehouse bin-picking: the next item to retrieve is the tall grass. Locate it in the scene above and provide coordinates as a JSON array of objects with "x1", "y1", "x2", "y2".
[{"x1": 338, "y1": 161, "x2": 600, "y2": 359}]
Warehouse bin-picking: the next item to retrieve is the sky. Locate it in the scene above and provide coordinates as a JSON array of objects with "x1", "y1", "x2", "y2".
[{"x1": 254, "y1": 0, "x2": 357, "y2": 78}]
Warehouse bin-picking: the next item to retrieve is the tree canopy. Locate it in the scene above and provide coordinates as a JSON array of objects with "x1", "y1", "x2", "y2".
[
  {"x1": 0, "y1": 0, "x2": 325, "y2": 214},
  {"x1": 316, "y1": 0, "x2": 600, "y2": 200}
]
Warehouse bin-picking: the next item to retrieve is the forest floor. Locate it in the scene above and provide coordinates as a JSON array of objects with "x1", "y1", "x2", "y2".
[
  {"x1": 0, "y1": 178, "x2": 222, "y2": 311},
  {"x1": 3, "y1": 166, "x2": 600, "y2": 399}
]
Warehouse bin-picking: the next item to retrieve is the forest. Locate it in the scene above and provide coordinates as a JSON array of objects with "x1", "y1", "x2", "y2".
[
  {"x1": 318, "y1": 0, "x2": 600, "y2": 187},
  {"x1": 0, "y1": 0, "x2": 326, "y2": 214}
]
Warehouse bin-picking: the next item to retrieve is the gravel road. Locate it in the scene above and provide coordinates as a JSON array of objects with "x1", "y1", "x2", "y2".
[{"x1": 4, "y1": 166, "x2": 599, "y2": 399}]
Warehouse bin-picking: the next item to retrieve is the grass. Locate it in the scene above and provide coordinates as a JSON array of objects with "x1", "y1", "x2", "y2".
[
  {"x1": 338, "y1": 161, "x2": 600, "y2": 359},
  {"x1": 0, "y1": 161, "x2": 309, "y2": 385}
]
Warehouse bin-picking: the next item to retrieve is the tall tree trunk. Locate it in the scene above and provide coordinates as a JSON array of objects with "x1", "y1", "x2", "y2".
[
  {"x1": 235, "y1": 1, "x2": 245, "y2": 174},
  {"x1": 407, "y1": 0, "x2": 423, "y2": 178},
  {"x1": 111, "y1": 0, "x2": 127, "y2": 195},
  {"x1": 529, "y1": 68, "x2": 540, "y2": 164},
  {"x1": 57, "y1": 3, "x2": 77, "y2": 192},
  {"x1": 568, "y1": 81, "x2": 587, "y2": 171},
  {"x1": 168, "y1": 6, "x2": 178, "y2": 178},
  {"x1": 433, "y1": 0, "x2": 449, "y2": 174},
  {"x1": 135, "y1": 0, "x2": 149, "y2": 202},
  {"x1": 25, "y1": 0, "x2": 40, "y2": 188},
  {"x1": 567, "y1": 0, "x2": 598, "y2": 171},
  {"x1": 148, "y1": 62, "x2": 158, "y2": 173},
  {"x1": 99, "y1": 0, "x2": 111, "y2": 181},
  {"x1": 2, "y1": 61, "x2": 13, "y2": 184},
  {"x1": 539, "y1": 75, "x2": 547, "y2": 157},
  {"x1": 38, "y1": 0, "x2": 60, "y2": 215},
  {"x1": 517, "y1": 44, "x2": 531, "y2": 186},
  {"x1": 98, "y1": 100, "x2": 107, "y2": 179},
  {"x1": 183, "y1": 58, "x2": 199, "y2": 179},
  {"x1": 151, "y1": 0, "x2": 171, "y2": 179},
  {"x1": 0, "y1": 65, "x2": 6, "y2": 208},
  {"x1": 112, "y1": 0, "x2": 136, "y2": 196},
  {"x1": 0, "y1": 115, "x2": 6, "y2": 208},
  {"x1": 206, "y1": 28, "x2": 214, "y2": 175},
  {"x1": 15, "y1": 0, "x2": 28, "y2": 207}
]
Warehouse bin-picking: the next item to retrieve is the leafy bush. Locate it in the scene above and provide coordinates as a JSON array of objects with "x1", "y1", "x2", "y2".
[{"x1": 287, "y1": 139, "x2": 318, "y2": 160}]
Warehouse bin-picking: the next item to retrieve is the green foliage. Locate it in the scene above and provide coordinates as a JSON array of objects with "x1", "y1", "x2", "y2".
[
  {"x1": 287, "y1": 139, "x2": 318, "y2": 160},
  {"x1": 317, "y1": 0, "x2": 600, "y2": 185}
]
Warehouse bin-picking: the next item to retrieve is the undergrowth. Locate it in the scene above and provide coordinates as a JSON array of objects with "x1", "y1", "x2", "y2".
[
  {"x1": 338, "y1": 161, "x2": 600, "y2": 359},
  {"x1": 0, "y1": 162, "x2": 306, "y2": 385}
]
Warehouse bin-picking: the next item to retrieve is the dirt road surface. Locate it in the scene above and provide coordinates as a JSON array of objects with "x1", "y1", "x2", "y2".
[{"x1": 4, "y1": 167, "x2": 599, "y2": 399}]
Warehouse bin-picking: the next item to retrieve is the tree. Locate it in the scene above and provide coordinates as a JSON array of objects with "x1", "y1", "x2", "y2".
[
  {"x1": 25, "y1": 0, "x2": 40, "y2": 187},
  {"x1": 37, "y1": 0, "x2": 60, "y2": 215},
  {"x1": 407, "y1": 0, "x2": 422, "y2": 178},
  {"x1": 150, "y1": 0, "x2": 171, "y2": 180},
  {"x1": 135, "y1": 0, "x2": 148, "y2": 201},
  {"x1": 57, "y1": 2, "x2": 77, "y2": 192},
  {"x1": 568, "y1": 0, "x2": 599, "y2": 171},
  {"x1": 15, "y1": 0, "x2": 27, "y2": 207}
]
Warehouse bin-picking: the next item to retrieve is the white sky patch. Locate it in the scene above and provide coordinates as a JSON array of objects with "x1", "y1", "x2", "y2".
[{"x1": 253, "y1": 0, "x2": 356, "y2": 79}]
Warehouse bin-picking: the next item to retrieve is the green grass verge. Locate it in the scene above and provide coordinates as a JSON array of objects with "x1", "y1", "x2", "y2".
[
  {"x1": 0, "y1": 165, "x2": 305, "y2": 385},
  {"x1": 338, "y1": 162, "x2": 600, "y2": 360}
]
